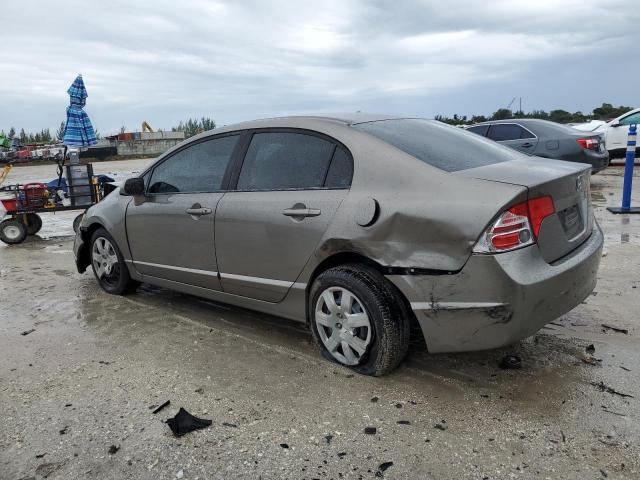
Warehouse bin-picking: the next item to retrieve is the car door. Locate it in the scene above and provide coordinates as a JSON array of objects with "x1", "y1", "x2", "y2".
[
  {"x1": 215, "y1": 130, "x2": 353, "y2": 302},
  {"x1": 126, "y1": 134, "x2": 240, "y2": 290},
  {"x1": 607, "y1": 111, "x2": 640, "y2": 151},
  {"x1": 487, "y1": 123, "x2": 539, "y2": 153}
]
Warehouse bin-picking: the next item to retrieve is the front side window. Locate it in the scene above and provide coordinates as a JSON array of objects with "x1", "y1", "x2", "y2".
[
  {"x1": 620, "y1": 112, "x2": 640, "y2": 126},
  {"x1": 488, "y1": 124, "x2": 527, "y2": 141},
  {"x1": 149, "y1": 135, "x2": 239, "y2": 194},
  {"x1": 237, "y1": 132, "x2": 335, "y2": 190}
]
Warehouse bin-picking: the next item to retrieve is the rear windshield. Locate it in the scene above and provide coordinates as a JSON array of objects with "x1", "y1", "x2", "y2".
[{"x1": 353, "y1": 119, "x2": 519, "y2": 172}]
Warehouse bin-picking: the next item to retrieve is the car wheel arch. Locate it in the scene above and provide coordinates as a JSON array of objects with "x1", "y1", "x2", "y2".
[
  {"x1": 303, "y1": 252, "x2": 416, "y2": 329},
  {"x1": 77, "y1": 222, "x2": 108, "y2": 273}
]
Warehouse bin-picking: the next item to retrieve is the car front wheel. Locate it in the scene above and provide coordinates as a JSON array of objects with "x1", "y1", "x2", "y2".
[
  {"x1": 89, "y1": 228, "x2": 139, "y2": 295},
  {"x1": 309, "y1": 264, "x2": 410, "y2": 376}
]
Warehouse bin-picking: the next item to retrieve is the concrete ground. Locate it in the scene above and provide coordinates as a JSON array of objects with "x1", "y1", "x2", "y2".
[{"x1": 1, "y1": 163, "x2": 639, "y2": 480}]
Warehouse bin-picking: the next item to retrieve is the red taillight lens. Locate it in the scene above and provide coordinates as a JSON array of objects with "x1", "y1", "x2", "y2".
[
  {"x1": 473, "y1": 196, "x2": 555, "y2": 254},
  {"x1": 528, "y1": 196, "x2": 554, "y2": 237},
  {"x1": 576, "y1": 138, "x2": 599, "y2": 150}
]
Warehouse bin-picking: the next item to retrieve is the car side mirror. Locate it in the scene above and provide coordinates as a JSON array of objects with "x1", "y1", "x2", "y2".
[
  {"x1": 610, "y1": 122, "x2": 621, "y2": 128},
  {"x1": 122, "y1": 177, "x2": 145, "y2": 196}
]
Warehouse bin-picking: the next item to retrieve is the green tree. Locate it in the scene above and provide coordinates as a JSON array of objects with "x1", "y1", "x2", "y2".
[
  {"x1": 8, "y1": 127, "x2": 15, "y2": 139},
  {"x1": 491, "y1": 108, "x2": 513, "y2": 120},
  {"x1": 56, "y1": 121, "x2": 66, "y2": 141},
  {"x1": 592, "y1": 103, "x2": 633, "y2": 120},
  {"x1": 19, "y1": 128, "x2": 27, "y2": 143},
  {"x1": 172, "y1": 117, "x2": 216, "y2": 138}
]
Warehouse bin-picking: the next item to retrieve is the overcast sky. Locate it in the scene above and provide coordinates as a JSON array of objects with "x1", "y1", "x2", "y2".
[{"x1": 0, "y1": 0, "x2": 637, "y2": 135}]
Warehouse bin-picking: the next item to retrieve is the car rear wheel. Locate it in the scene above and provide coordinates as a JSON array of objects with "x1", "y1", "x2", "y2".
[
  {"x1": 309, "y1": 264, "x2": 410, "y2": 376},
  {"x1": 0, "y1": 219, "x2": 27, "y2": 244},
  {"x1": 90, "y1": 228, "x2": 139, "y2": 295},
  {"x1": 25, "y1": 213, "x2": 43, "y2": 235}
]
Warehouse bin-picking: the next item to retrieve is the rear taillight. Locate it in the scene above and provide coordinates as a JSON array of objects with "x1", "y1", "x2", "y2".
[
  {"x1": 473, "y1": 196, "x2": 555, "y2": 253},
  {"x1": 576, "y1": 138, "x2": 599, "y2": 150}
]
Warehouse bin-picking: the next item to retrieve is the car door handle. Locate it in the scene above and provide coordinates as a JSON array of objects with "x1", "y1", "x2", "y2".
[
  {"x1": 282, "y1": 207, "x2": 321, "y2": 218},
  {"x1": 186, "y1": 207, "x2": 212, "y2": 216},
  {"x1": 520, "y1": 142, "x2": 533, "y2": 148}
]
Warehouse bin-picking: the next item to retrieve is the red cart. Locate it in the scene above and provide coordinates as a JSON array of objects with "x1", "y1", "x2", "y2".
[{"x1": 0, "y1": 169, "x2": 105, "y2": 244}]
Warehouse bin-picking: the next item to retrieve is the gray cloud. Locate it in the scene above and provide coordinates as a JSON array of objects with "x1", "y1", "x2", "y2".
[{"x1": 0, "y1": 0, "x2": 637, "y2": 134}]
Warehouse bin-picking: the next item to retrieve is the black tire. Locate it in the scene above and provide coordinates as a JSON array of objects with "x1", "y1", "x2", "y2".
[
  {"x1": 25, "y1": 213, "x2": 43, "y2": 235},
  {"x1": 73, "y1": 213, "x2": 84, "y2": 233},
  {"x1": 309, "y1": 264, "x2": 410, "y2": 376},
  {"x1": 89, "y1": 227, "x2": 139, "y2": 295},
  {"x1": 0, "y1": 219, "x2": 28, "y2": 244}
]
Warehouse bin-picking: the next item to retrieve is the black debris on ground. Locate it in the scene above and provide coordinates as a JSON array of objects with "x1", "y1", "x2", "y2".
[
  {"x1": 194, "y1": 387, "x2": 204, "y2": 394},
  {"x1": 59, "y1": 426, "x2": 68, "y2": 435},
  {"x1": 222, "y1": 422, "x2": 237, "y2": 428},
  {"x1": 108, "y1": 445, "x2": 119, "y2": 455},
  {"x1": 21, "y1": 328, "x2": 36, "y2": 336},
  {"x1": 601, "y1": 324, "x2": 629, "y2": 334},
  {"x1": 325, "y1": 435, "x2": 333, "y2": 444},
  {"x1": 397, "y1": 420, "x2": 411, "y2": 425},
  {"x1": 434, "y1": 422, "x2": 447, "y2": 431},
  {"x1": 601, "y1": 406, "x2": 627, "y2": 417},
  {"x1": 375, "y1": 461, "x2": 394, "y2": 477},
  {"x1": 364, "y1": 427, "x2": 377, "y2": 435},
  {"x1": 500, "y1": 354, "x2": 522, "y2": 369},
  {"x1": 586, "y1": 344, "x2": 596, "y2": 354},
  {"x1": 394, "y1": 403, "x2": 402, "y2": 408},
  {"x1": 620, "y1": 366, "x2": 632, "y2": 372},
  {"x1": 581, "y1": 355, "x2": 602, "y2": 366},
  {"x1": 166, "y1": 408, "x2": 212, "y2": 437},
  {"x1": 280, "y1": 443, "x2": 289, "y2": 449},
  {"x1": 35, "y1": 453, "x2": 46, "y2": 459},
  {"x1": 591, "y1": 381, "x2": 634, "y2": 398},
  {"x1": 370, "y1": 396, "x2": 379, "y2": 403},
  {"x1": 337, "y1": 452, "x2": 347, "y2": 458},
  {"x1": 152, "y1": 400, "x2": 170, "y2": 414}
]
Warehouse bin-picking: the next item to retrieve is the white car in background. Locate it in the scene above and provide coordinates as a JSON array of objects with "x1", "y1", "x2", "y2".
[{"x1": 587, "y1": 108, "x2": 640, "y2": 157}]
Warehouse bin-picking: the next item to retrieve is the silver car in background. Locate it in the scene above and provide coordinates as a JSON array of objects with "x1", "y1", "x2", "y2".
[{"x1": 74, "y1": 115, "x2": 603, "y2": 375}]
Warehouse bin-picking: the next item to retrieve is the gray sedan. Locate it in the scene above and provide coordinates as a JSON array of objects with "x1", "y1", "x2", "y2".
[
  {"x1": 74, "y1": 115, "x2": 603, "y2": 375},
  {"x1": 467, "y1": 119, "x2": 609, "y2": 173}
]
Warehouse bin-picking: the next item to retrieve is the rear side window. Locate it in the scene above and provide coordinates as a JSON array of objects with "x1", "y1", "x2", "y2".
[
  {"x1": 488, "y1": 124, "x2": 534, "y2": 141},
  {"x1": 354, "y1": 119, "x2": 515, "y2": 172},
  {"x1": 467, "y1": 125, "x2": 489, "y2": 136},
  {"x1": 149, "y1": 135, "x2": 239, "y2": 193},
  {"x1": 237, "y1": 132, "x2": 335, "y2": 190},
  {"x1": 324, "y1": 146, "x2": 353, "y2": 189}
]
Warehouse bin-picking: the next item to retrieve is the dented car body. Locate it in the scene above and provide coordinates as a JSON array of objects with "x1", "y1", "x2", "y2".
[{"x1": 75, "y1": 115, "x2": 603, "y2": 371}]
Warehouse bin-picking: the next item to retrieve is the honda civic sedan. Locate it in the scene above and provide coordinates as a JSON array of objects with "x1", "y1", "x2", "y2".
[{"x1": 74, "y1": 115, "x2": 603, "y2": 376}]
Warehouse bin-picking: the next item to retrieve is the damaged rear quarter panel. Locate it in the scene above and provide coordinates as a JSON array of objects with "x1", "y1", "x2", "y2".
[{"x1": 307, "y1": 131, "x2": 527, "y2": 273}]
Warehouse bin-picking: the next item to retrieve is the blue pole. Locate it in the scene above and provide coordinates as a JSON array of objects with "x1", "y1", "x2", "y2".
[{"x1": 621, "y1": 124, "x2": 637, "y2": 212}]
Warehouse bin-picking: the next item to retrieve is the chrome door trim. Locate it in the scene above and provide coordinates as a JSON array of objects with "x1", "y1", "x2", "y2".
[
  {"x1": 128, "y1": 260, "x2": 219, "y2": 277},
  {"x1": 220, "y1": 272, "x2": 306, "y2": 290}
]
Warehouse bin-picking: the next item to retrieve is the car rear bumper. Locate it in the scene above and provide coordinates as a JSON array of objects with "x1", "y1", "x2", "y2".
[
  {"x1": 582, "y1": 149, "x2": 609, "y2": 173},
  {"x1": 386, "y1": 223, "x2": 603, "y2": 353}
]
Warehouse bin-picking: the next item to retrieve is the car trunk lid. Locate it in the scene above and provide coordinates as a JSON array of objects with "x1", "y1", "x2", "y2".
[{"x1": 455, "y1": 158, "x2": 593, "y2": 263}]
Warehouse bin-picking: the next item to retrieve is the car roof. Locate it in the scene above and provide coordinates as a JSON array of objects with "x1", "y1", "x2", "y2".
[{"x1": 217, "y1": 113, "x2": 413, "y2": 129}]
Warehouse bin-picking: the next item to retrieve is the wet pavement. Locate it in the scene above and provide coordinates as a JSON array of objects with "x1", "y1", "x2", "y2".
[{"x1": 1, "y1": 163, "x2": 639, "y2": 479}]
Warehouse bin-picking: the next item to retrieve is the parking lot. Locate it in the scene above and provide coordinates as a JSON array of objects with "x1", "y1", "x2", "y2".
[{"x1": 1, "y1": 163, "x2": 639, "y2": 479}]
